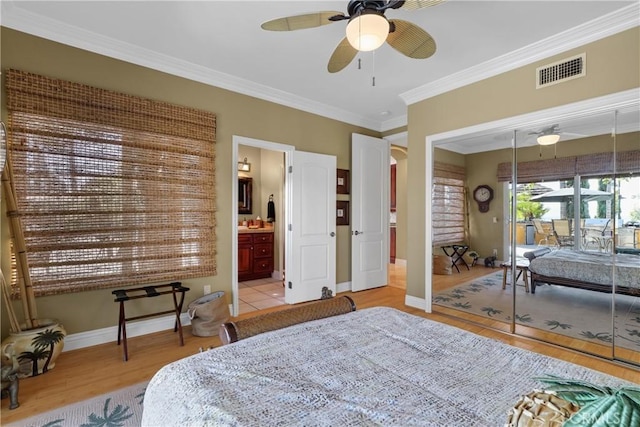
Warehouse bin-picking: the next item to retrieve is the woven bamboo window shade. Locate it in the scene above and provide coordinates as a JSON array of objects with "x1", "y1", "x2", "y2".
[
  {"x1": 497, "y1": 157, "x2": 577, "y2": 182},
  {"x1": 497, "y1": 150, "x2": 639, "y2": 182},
  {"x1": 432, "y1": 162, "x2": 466, "y2": 246},
  {"x1": 5, "y1": 69, "x2": 216, "y2": 297}
]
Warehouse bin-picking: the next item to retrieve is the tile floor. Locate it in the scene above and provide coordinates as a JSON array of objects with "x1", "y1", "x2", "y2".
[
  {"x1": 238, "y1": 277, "x2": 285, "y2": 314},
  {"x1": 238, "y1": 263, "x2": 407, "y2": 315}
]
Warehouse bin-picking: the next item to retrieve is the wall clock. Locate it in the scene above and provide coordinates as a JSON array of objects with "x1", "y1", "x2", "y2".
[{"x1": 473, "y1": 185, "x2": 493, "y2": 213}]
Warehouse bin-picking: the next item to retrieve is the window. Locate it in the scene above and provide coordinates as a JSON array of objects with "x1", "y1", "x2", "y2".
[
  {"x1": 432, "y1": 162, "x2": 466, "y2": 246},
  {"x1": 5, "y1": 69, "x2": 216, "y2": 296}
]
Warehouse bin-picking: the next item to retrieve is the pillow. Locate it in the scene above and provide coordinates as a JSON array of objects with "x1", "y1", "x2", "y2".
[
  {"x1": 219, "y1": 295, "x2": 356, "y2": 345},
  {"x1": 507, "y1": 390, "x2": 579, "y2": 426},
  {"x1": 523, "y1": 247, "x2": 552, "y2": 261}
]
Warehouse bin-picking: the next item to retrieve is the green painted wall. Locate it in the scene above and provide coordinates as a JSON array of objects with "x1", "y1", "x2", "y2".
[
  {"x1": 1, "y1": 25, "x2": 638, "y2": 337},
  {"x1": 406, "y1": 27, "x2": 640, "y2": 299},
  {"x1": 0, "y1": 28, "x2": 379, "y2": 337}
]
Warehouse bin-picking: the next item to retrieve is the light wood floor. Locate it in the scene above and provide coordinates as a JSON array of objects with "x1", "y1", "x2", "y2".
[{"x1": 2, "y1": 264, "x2": 638, "y2": 423}]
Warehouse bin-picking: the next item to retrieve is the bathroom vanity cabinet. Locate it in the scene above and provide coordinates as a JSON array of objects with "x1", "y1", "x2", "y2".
[{"x1": 238, "y1": 230, "x2": 274, "y2": 281}]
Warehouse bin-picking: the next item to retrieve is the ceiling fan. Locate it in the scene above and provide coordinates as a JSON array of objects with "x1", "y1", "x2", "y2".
[
  {"x1": 261, "y1": 0, "x2": 444, "y2": 73},
  {"x1": 529, "y1": 124, "x2": 586, "y2": 145}
]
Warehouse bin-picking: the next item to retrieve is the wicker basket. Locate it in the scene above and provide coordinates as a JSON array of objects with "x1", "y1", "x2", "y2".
[
  {"x1": 433, "y1": 255, "x2": 452, "y2": 275},
  {"x1": 188, "y1": 291, "x2": 230, "y2": 337}
]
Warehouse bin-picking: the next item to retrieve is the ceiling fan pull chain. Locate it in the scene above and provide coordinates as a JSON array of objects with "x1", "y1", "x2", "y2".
[{"x1": 372, "y1": 50, "x2": 376, "y2": 87}]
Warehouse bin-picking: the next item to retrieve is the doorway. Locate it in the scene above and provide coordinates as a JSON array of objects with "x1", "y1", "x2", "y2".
[
  {"x1": 232, "y1": 136, "x2": 338, "y2": 315},
  {"x1": 390, "y1": 145, "x2": 407, "y2": 289},
  {"x1": 232, "y1": 136, "x2": 293, "y2": 316},
  {"x1": 237, "y1": 143, "x2": 287, "y2": 314}
]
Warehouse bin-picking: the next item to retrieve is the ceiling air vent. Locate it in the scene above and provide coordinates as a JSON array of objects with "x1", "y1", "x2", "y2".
[{"x1": 536, "y1": 53, "x2": 586, "y2": 89}]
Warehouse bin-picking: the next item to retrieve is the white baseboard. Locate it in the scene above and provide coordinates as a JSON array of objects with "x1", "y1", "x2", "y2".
[
  {"x1": 66, "y1": 280, "x2": 353, "y2": 352},
  {"x1": 63, "y1": 313, "x2": 192, "y2": 352},
  {"x1": 393, "y1": 258, "x2": 407, "y2": 266},
  {"x1": 405, "y1": 295, "x2": 427, "y2": 311},
  {"x1": 336, "y1": 281, "x2": 351, "y2": 294}
]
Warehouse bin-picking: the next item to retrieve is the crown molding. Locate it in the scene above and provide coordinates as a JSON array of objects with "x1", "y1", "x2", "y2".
[
  {"x1": 380, "y1": 114, "x2": 408, "y2": 132},
  {"x1": 428, "y1": 89, "x2": 640, "y2": 155},
  {"x1": 2, "y1": 2, "x2": 637, "y2": 132},
  {"x1": 384, "y1": 131, "x2": 408, "y2": 147},
  {"x1": 0, "y1": 2, "x2": 381, "y2": 131},
  {"x1": 400, "y1": 3, "x2": 640, "y2": 106}
]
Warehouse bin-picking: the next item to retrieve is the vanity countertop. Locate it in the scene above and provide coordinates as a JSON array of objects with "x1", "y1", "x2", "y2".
[{"x1": 238, "y1": 227, "x2": 274, "y2": 234}]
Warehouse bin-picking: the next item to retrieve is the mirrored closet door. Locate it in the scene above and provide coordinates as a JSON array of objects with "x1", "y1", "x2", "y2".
[{"x1": 432, "y1": 107, "x2": 639, "y2": 367}]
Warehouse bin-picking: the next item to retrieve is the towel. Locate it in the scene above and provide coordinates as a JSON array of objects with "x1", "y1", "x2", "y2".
[{"x1": 267, "y1": 195, "x2": 276, "y2": 222}]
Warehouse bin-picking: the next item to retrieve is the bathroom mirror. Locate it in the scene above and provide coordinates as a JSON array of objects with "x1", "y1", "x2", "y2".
[{"x1": 239, "y1": 177, "x2": 253, "y2": 214}]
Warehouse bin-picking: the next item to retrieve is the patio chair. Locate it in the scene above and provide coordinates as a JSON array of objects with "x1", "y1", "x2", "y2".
[
  {"x1": 614, "y1": 227, "x2": 636, "y2": 252},
  {"x1": 532, "y1": 219, "x2": 554, "y2": 246},
  {"x1": 578, "y1": 219, "x2": 594, "y2": 249},
  {"x1": 585, "y1": 219, "x2": 614, "y2": 252},
  {"x1": 552, "y1": 219, "x2": 574, "y2": 248}
]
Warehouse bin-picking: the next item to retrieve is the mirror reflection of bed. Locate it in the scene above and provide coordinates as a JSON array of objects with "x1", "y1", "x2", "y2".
[{"x1": 431, "y1": 107, "x2": 640, "y2": 368}]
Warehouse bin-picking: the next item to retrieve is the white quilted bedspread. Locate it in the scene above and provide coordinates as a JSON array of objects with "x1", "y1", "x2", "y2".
[
  {"x1": 528, "y1": 249, "x2": 640, "y2": 289},
  {"x1": 142, "y1": 307, "x2": 634, "y2": 426}
]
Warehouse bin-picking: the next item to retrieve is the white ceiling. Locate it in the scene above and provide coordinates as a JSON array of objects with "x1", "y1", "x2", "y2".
[{"x1": 2, "y1": 1, "x2": 639, "y2": 145}]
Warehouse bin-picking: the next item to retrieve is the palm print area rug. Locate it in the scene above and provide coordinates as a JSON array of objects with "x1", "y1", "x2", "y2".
[
  {"x1": 433, "y1": 271, "x2": 640, "y2": 352},
  {"x1": 7, "y1": 382, "x2": 147, "y2": 427}
]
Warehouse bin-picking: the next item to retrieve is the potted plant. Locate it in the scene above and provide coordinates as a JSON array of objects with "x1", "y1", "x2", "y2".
[{"x1": 516, "y1": 189, "x2": 549, "y2": 221}]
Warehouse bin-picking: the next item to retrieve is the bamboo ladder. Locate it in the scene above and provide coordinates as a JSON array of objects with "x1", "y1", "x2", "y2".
[{"x1": 1, "y1": 120, "x2": 39, "y2": 332}]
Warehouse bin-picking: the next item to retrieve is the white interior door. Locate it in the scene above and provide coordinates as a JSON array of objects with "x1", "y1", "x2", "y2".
[
  {"x1": 351, "y1": 133, "x2": 389, "y2": 292},
  {"x1": 286, "y1": 151, "x2": 336, "y2": 304}
]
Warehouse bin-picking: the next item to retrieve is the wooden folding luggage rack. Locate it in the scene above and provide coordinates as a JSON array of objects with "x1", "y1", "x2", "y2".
[{"x1": 112, "y1": 282, "x2": 190, "y2": 361}]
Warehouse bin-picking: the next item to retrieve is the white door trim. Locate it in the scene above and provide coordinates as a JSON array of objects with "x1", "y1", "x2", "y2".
[{"x1": 231, "y1": 135, "x2": 294, "y2": 317}]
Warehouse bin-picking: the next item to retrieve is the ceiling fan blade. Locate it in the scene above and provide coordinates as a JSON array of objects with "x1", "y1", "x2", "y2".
[
  {"x1": 386, "y1": 20, "x2": 436, "y2": 59},
  {"x1": 327, "y1": 38, "x2": 358, "y2": 73},
  {"x1": 399, "y1": 0, "x2": 446, "y2": 11},
  {"x1": 261, "y1": 11, "x2": 343, "y2": 31},
  {"x1": 560, "y1": 131, "x2": 588, "y2": 137}
]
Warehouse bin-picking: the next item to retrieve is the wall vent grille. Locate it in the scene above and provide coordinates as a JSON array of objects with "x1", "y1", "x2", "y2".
[{"x1": 536, "y1": 53, "x2": 586, "y2": 89}]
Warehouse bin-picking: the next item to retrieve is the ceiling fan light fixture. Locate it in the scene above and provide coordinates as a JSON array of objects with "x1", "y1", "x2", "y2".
[
  {"x1": 537, "y1": 133, "x2": 561, "y2": 145},
  {"x1": 346, "y1": 11, "x2": 389, "y2": 52}
]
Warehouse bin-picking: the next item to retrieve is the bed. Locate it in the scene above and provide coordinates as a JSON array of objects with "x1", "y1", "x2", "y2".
[
  {"x1": 141, "y1": 304, "x2": 635, "y2": 426},
  {"x1": 526, "y1": 249, "x2": 640, "y2": 296}
]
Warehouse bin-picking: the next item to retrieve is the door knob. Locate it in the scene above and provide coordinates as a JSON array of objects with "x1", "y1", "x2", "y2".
[
  {"x1": 330, "y1": 232, "x2": 335, "y2": 237},
  {"x1": 353, "y1": 230, "x2": 363, "y2": 236}
]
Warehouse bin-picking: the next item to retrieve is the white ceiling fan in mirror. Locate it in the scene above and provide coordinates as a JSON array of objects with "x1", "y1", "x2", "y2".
[
  {"x1": 527, "y1": 124, "x2": 587, "y2": 158},
  {"x1": 529, "y1": 124, "x2": 587, "y2": 146}
]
